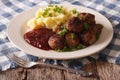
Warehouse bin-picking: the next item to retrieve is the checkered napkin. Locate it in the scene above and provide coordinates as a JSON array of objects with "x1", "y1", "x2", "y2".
[{"x1": 0, "y1": 0, "x2": 120, "y2": 71}]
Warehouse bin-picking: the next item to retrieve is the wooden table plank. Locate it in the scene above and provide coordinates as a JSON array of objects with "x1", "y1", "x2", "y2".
[
  {"x1": 96, "y1": 61, "x2": 120, "y2": 80},
  {"x1": 0, "y1": 61, "x2": 120, "y2": 80},
  {"x1": 63, "y1": 61, "x2": 98, "y2": 80},
  {"x1": 26, "y1": 62, "x2": 97, "y2": 80},
  {"x1": 0, "y1": 68, "x2": 26, "y2": 80},
  {"x1": 26, "y1": 66, "x2": 64, "y2": 80}
]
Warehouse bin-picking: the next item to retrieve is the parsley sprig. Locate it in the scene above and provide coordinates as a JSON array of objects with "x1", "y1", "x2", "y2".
[{"x1": 58, "y1": 26, "x2": 68, "y2": 36}]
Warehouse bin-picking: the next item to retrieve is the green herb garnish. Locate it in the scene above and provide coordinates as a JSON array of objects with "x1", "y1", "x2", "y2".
[
  {"x1": 77, "y1": 44, "x2": 85, "y2": 49},
  {"x1": 48, "y1": 13, "x2": 52, "y2": 17},
  {"x1": 71, "y1": 9, "x2": 77, "y2": 14},
  {"x1": 96, "y1": 33, "x2": 100, "y2": 40},
  {"x1": 62, "y1": 46, "x2": 74, "y2": 52},
  {"x1": 70, "y1": 33, "x2": 75, "y2": 39},
  {"x1": 42, "y1": 11, "x2": 47, "y2": 17},
  {"x1": 58, "y1": 26, "x2": 67, "y2": 35},
  {"x1": 54, "y1": 5, "x2": 62, "y2": 13},
  {"x1": 42, "y1": 8, "x2": 50, "y2": 17},
  {"x1": 55, "y1": 48, "x2": 61, "y2": 52},
  {"x1": 83, "y1": 22, "x2": 89, "y2": 30}
]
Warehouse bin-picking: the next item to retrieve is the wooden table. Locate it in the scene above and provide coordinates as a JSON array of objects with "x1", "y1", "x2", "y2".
[{"x1": 0, "y1": 60, "x2": 120, "y2": 80}]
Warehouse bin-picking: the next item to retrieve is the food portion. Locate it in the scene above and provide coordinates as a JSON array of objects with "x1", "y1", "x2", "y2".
[
  {"x1": 24, "y1": 28, "x2": 54, "y2": 50},
  {"x1": 66, "y1": 17, "x2": 83, "y2": 33},
  {"x1": 27, "y1": 5, "x2": 72, "y2": 31},
  {"x1": 24, "y1": 5, "x2": 103, "y2": 52},
  {"x1": 48, "y1": 34, "x2": 65, "y2": 50}
]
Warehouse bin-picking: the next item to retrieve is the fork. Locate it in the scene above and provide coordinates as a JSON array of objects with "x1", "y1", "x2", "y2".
[{"x1": 6, "y1": 53, "x2": 92, "y2": 77}]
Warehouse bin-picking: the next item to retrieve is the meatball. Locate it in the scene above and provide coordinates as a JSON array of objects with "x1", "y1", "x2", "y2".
[
  {"x1": 65, "y1": 32, "x2": 80, "y2": 47},
  {"x1": 80, "y1": 13, "x2": 95, "y2": 25},
  {"x1": 81, "y1": 24, "x2": 103, "y2": 46},
  {"x1": 66, "y1": 17, "x2": 83, "y2": 33},
  {"x1": 93, "y1": 24, "x2": 103, "y2": 34},
  {"x1": 48, "y1": 34, "x2": 65, "y2": 49},
  {"x1": 81, "y1": 31, "x2": 97, "y2": 46}
]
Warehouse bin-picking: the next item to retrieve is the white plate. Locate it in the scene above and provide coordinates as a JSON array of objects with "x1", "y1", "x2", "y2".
[{"x1": 7, "y1": 2, "x2": 113, "y2": 60}]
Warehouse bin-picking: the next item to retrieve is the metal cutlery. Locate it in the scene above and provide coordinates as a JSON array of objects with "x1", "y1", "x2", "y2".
[{"x1": 6, "y1": 53, "x2": 92, "y2": 77}]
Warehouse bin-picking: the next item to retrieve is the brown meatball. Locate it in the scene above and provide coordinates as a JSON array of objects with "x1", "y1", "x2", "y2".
[
  {"x1": 66, "y1": 17, "x2": 83, "y2": 33},
  {"x1": 80, "y1": 13, "x2": 95, "y2": 25},
  {"x1": 81, "y1": 31, "x2": 97, "y2": 46},
  {"x1": 48, "y1": 34, "x2": 65, "y2": 49},
  {"x1": 93, "y1": 24, "x2": 103, "y2": 34},
  {"x1": 65, "y1": 32, "x2": 80, "y2": 47}
]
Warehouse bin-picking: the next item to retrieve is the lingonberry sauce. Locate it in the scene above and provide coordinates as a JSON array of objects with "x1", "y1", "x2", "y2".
[{"x1": 24, "y1": 28, "x2": 54, "y2": 50}]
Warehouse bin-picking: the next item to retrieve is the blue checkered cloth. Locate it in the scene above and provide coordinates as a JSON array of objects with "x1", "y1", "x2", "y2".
[{"x1": 0, "y1": 0, "x2": 120, "y2": 71}]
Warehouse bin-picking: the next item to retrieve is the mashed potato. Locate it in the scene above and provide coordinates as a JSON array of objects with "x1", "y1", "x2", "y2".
[{"x1": 27, "y1": 5, "x2": 76, "y2": 32}]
